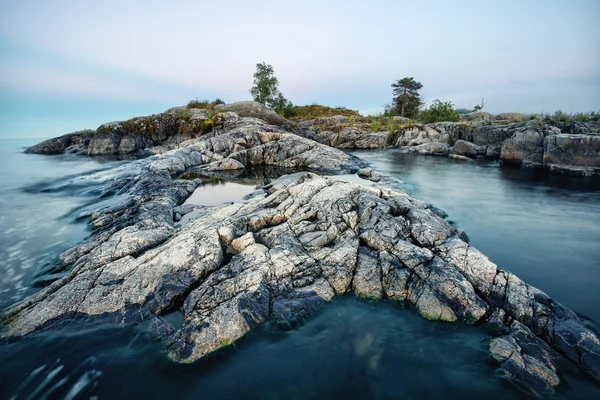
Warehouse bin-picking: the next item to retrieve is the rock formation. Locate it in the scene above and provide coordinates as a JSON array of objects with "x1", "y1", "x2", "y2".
[
  {"x1": 7, "y1": 107, "x2": 600, "y2": 397},
  {"x1": 27, "y1": 102, "x2": 600, "y2": 177}
]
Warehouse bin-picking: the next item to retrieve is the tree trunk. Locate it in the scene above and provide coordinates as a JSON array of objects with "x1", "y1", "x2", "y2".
[{"x1": 401, "y1": 87, "x2": 407, "y2": 117}]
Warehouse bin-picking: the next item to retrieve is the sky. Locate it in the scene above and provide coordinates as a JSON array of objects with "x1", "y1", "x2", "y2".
[{"x1": 0, "y1": 0, "x2": 599, "y2": 139}]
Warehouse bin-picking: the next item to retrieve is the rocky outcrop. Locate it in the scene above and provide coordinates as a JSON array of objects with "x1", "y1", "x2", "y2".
[
  {"x1": 87, "y1": 131, "x2": 153, "y2": 155},
  {"x1": 295, "y1": 115, "x2": 600, "y2": 176},
  {"x1": 542, "y1": 134, "x2": 600, "y2": 176},
  {"x1": 28, "y1": 103, "x2": 600, "y2": 177},
  {"x1": 408, "y1": 142, "x2": 450, "y2": 155},
  {"x1": 495, "y1": 113, "x2": 529, "y2": 122},
  {"x1": 451, "y1": 139, "x2": 484, "y2": 158},
  {"x1": 214, "y1": 101, "x2": 293, "y2": 129},
  {"x1": 460, "y1": 112, "x2": 495, "y2": 122},
  {"x1": 14, "y1": 105, "x2": 600, "y2": 394},
  {"x1": 26, "y1": 102, "x2": 297, "y2": 157},
  {"x1": 499, "y1": 121, "x2": 561, "y2": 165},
  {"x1": 2, "y1": 164, "x2": 598, "y2": 396},
  {"x1": 25, "y1": 131, "x2": 92, "y2": 155}
]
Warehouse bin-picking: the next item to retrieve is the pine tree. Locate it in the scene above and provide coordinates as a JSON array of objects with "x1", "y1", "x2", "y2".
[{"x1": 391, "y1": 77, "x2": 424, "y2": 118}]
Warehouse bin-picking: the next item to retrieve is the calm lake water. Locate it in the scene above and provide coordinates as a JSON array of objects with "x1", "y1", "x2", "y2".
[{"x1": 0, "y1": 140, "x2": 599, "y2": 399}]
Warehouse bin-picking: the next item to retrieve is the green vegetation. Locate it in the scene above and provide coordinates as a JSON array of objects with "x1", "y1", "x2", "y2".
[
  {"x1": 186, "y1": 98, "x2": 225, "y2": 109},
  {"x1": 527, "y1": 110, "x2": 599, "y2": 124},
  {"x1": 417, "y1": 100, "x2": 460, "y2": 123},
  {"x1": 287, "y1": 104, "x2": 361, "y2": 120},
  {"x1": 454, "y1": 108, "x2": 473, "y2": 114},
  {"x1": 249, "y1": 62, "x2": 295, "y2": 118},
  {"x1": 391, "y1": 77, "x2": 424, "y2": 118},
  {"x1": 473, "y1": 98, "x2": 486, "y2": 112},
  {"x1": 217, "y1": 338, "x2": 233, "y2": 349},
  {"x1": 548, "y1": 110, "x2": 597, "y2": 123},
  {"x1": 369, "y1": 118, "x2": 382, "y2": 132}
]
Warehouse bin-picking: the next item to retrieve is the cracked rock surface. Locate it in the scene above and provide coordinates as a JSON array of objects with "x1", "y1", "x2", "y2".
[{"x1": 3, "y1": 113, "x2": 599, "y2": 397}]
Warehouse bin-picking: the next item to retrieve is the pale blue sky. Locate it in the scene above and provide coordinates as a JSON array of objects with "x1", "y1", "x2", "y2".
[{"x1": 0, "y1": 0, "x2": 598, "y2": 138}]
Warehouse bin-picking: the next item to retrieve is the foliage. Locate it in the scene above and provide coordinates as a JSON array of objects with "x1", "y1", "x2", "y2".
[
  {"x1": 417, "y1": 100, "x2": 460, "y2": 123},
  {"x1": 369, "y1": 118, "x2": 382, "y2": 132},
  {"x1": 187, "y1": 98, "x2": 225, "y2": 110},
  {"x1": 391, "y1": 77, "x2": 424, "y2": 118},
  {"x1": 287, "y1": 105, "x2": 361, "y2": 120},
  {"x1": 539, "y1": 110, "x2": 599, "y2": 124},
  {"x1": 249, "y1": 62, "x2": 295, "y2": 118},
  {"x1": 250, "y1": 62, "x2": 282, "y2": 108},
  {"x1": 473, "y1": 98, "x2": 486, "y2": 112},
  {"x1": 386, "y1": 118, "x2": 398, "y2": 134},
  {"x1": 381, "y1": 103, "x2": 398, "y2": 117},
  {"x1": 271, "y1": 93, "x2": 296, "y2": 118},
  {"x1": 187, "y1": 98, "x2": 210, "y2": 109},
  {"x1": 455, "y1": 108, "x2": 473, "y2": 114}
]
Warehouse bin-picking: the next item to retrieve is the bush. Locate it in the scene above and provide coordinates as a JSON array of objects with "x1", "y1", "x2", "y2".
[
  {"x1": 417, "y1": 100, "x2": 460, "y2": 123},
  {"x1": 187, "y1": 98, "x2": 210, "y2": 109},
  {"x1": 288, "y1": 105, "x2": 361, "y2": 120},
  {"x1": 541, "y1": 110, "x2": 598, "y2": 124},
  {"x1": 455, "y1": 108, "x2": 473, "y2": 114},
  {"x1": 369, "y1": 118, "x2": 382, "y2": 132},
  {"x1": 187, "y1": 98, "x2": 225, "y2": 110}
]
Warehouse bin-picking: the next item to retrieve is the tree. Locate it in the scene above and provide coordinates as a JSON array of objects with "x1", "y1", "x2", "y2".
[
  {"x1": 249, "y1": 62, "x2": 295, "y2": 117},
  {"x1": 417, "y1": 99, "x2": 460, "y2": 123},
  {"x1": 250, "y1": 62, "x2": 281, "y2": 108},
  {"x1": 391, "y1": 77, "x2": 424, "y2": 118},
  {"x1": 473, "y1": 97, "x2": 486, "y2": 112},
  {"x1": 272, "y1": 92, "x2": 295, "y2": 118}
]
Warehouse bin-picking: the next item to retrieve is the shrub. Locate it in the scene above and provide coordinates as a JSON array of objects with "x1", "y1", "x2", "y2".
[
  {"x1": 455, "y1": 108, "x2": 473, "y2": 114},
  {"x1": 187, "y1": 98, "x2": 225, "y2": 110},
  {"x1": 369, "y1": 119, "x2": 382, "y2": 132},
  {"x1": 187, "y1": 98, "x2": 210, "y2": 109},
  {"x1": 417, "y1": 100, "x2": 460, "y2": 123},
  {"x1": 288, "y1": 105, "x2": 361, "y2": 120}
]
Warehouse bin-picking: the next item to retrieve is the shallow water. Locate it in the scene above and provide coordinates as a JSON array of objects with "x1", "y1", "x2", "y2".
[{"x1": 1, "y1": 142, "x2": 599, "y2": 399}]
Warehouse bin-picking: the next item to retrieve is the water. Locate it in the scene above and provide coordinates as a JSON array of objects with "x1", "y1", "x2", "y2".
[
  {"x1": 0, "y1": 139, "x2": 127, "y2": 307},
  {"x1": 1, "y1": 141, "x2": 599, "y2": 399},
  {"x1": 351, "y1": 150, "x2": 600, "y2": 326}
]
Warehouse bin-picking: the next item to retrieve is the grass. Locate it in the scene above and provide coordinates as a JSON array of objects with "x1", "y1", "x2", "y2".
[
  {"x1": 531, "y1": 110, "x2": 599, "y2": 124},
  {"x1": 187, "y1": 98, "x2": 225, "y2": 110},
  {"x1": 288, "y1": 104, "x2": 361, "y2": 120}
]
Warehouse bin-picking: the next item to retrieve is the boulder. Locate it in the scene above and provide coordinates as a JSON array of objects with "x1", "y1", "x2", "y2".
[
  {"x1": 500, "y1": 122, "x2": 561, "y2": 165},
  {"x1": 451, "y1": 139, "x2": 483, "y2": 158},
  {"x1": 543, "y1": 134, "x2": 600, "y2": 167},
  {"x1": 408, "y1": 142, "x2": 450, "y2": 155},
  {"x1": 459, "y1": 112, "x2": 495, "y2": 122}
]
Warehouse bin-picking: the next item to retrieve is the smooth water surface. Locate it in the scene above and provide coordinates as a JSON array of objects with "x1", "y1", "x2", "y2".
[
  {"x1": 0, "y1": 298, "x2": 531, "y2": 400},
  {"x1": 351, "y1": 150, "x2": 600, "y2": 326}
]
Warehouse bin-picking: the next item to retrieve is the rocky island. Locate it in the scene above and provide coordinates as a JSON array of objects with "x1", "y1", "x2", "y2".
[
  {"x1": 4, "y1": 102, "x2": 600, "y2": 397},
  {"x1": 27, "y1": 102, "x2": 600, "y2": 177}
]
